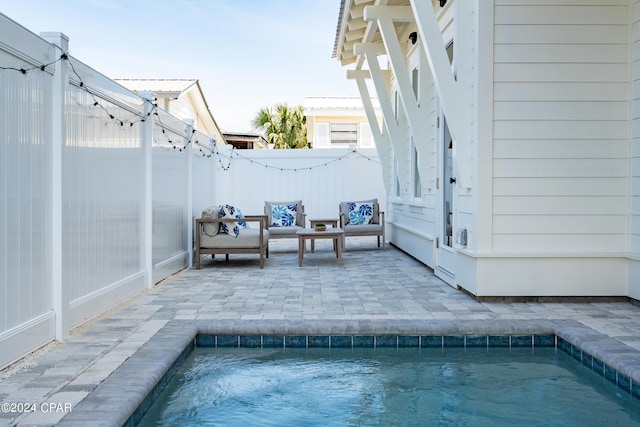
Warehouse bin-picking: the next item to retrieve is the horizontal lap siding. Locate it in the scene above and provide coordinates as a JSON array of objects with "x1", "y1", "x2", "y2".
[
  {"x1": 493, "y1": 1, "x2": 630, "y2": 253},
  {"x1": 632, "y1": 0, "x2": 640, "y2": 257}
]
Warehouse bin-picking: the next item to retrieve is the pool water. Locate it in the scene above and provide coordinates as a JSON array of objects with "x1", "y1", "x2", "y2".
[{"x1": 138, "y1": 347, "x2": 640, "y2": 426}]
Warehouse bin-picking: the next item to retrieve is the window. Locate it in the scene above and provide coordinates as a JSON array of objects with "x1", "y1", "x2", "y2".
[
  {"x1": 359, "y1": 122, "x2": 373, "y2": 147},
  {"x1": 411, "y1": 136, "x2": 422, "y2": 199},
  {"x1": 330, "y1": 123, "x2": 357, "y2": 145},
  {"x1": 412, "y1": 67, "x2": 419, "y2": 102},
  {"x1": 393, "y1": 90, "x2": 399, "y2": 124},
  {"x1": 394, "y1": 153, "x2": 401, "y2": 198},
  {"x1": 315, "y1": 122, "x2": 330, "y2": 148}
]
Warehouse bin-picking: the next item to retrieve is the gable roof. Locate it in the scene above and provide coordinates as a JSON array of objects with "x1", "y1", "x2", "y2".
[{"x1": 115, "y1": 78, "x2": 226, "y2": 143}]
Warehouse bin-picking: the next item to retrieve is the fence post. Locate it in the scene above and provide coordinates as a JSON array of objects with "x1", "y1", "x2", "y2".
[
  {"x1": 40, "y1": 32, "x2": 69, "y2": 341},
  {"x1": 184, "y1": 119, "x2": 194, "y2": 268},
  {"x1": 139, "y1": 91, "x2": 154, "y2": 288}
]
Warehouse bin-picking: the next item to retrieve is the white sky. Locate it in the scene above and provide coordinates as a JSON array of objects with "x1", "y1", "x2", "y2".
[{"x1": 2, "y1": 0, "x2": 358, "y2": 132}]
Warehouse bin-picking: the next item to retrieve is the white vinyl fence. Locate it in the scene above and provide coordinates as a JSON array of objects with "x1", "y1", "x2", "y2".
[
  {"x1": 0, "y1": 16, "x2": 207, "y2": 369},
  {"x1": 208, "y1": 146, "x2": 385, "y2": 220},
  {"x1": 0, "y1": 14, "x2": 385, "y2": 370}
]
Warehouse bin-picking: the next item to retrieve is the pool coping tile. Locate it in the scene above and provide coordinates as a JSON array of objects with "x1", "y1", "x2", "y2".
[{"x1": 53, "y1": 319, "x2": 640, "y2": 426}]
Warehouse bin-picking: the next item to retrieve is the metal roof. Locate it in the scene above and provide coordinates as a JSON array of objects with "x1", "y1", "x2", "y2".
[{"x1": 115, "y1": 78, "x2": 198, "y2": 98}]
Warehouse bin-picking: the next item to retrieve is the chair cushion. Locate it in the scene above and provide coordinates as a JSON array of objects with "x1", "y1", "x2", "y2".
[
  {"x1": 344, "y1": 223, "x2": 383, "y2": 233},
  {"x1": 340, "y1": 199, "x2": 379, "y2": 225},
  {"x1": 266, "y1": 200, "x2": 303, "y2": 226},
  {"x1": 348, "y1": 202, "x2": 374, "y2": 225},
  {"x1": 268, "y1": 225, "x2": 304, "y2": 236},
  {"x1": 270, "y1": 203, "x2": 298, "y2": 227},
  {"x1": 201, "y1": 206, "x2": 220, "y2": 236},
  {"x1": 218, "y1": 205, "x2": 248, "y2": 237},
  {"x1": 200, "y1": 229, "x2": 269, "y2": 249}
]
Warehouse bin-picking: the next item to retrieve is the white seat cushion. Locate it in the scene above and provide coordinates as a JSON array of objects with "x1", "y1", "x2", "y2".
[
  {"x1": 200, "y1": 229, "x2": 269, "y2": 249},
  {"x1": 268, "y1": 225, "x2": 303, "y2": 236},
  {"x1": 344, "y1": 223, "x2": 382, "y2": 233}
]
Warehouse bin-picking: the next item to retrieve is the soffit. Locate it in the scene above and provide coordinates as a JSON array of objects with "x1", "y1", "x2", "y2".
[{"x1": 333, "y1": 0, "x2": 411, "y2": 67}]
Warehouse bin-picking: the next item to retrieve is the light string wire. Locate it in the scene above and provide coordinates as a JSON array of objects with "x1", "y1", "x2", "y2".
[
  {"x1": 3, "y1": 50, "x2": 380, "y2": 171},
  {"x1": 0, "y1": 53, "x2": 62, "y2": 74},
  {"x1": 64, "y1": 54, "x2": 150, "y2": 128},
  {"x1": 2, "y1": 48, "x2": 216, "y2": 156},
  {"x1": 215, "y1": 147, "x2": 380, "y2": 172}
]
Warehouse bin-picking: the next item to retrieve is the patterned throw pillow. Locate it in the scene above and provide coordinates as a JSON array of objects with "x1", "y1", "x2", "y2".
[
  {"x1": 271, "y1": 203, "x2": 298, "y2": 227},
  {"x1": 218, "y1": 205, "x2": 247, "y2": 237},
  {"x1": 348, "y1": 202, "x2": 374, "y2": 225}
]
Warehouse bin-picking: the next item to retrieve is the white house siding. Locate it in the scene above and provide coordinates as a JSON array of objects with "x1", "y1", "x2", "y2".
[
  {"x1": 473, "y1": 0, "x2": 630, "y2": 296},
  {"x1": 452, "y1": 1, "x2": 479, "y2": 256},
  {"x1": 630, "y1": 0, "x2": 640, "y2": 300},
  {"x1": 384, "y1": 2, "x2": 482, "y2": 276},
  {"x1": 385, "y1": 39, "x2": 438, "y2": 267}
]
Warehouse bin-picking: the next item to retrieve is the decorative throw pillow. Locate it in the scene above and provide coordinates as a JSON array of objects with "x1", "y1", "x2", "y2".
[
  {"x1": 201, "y1": 206, "x2": 220, "y2": 236},
  {"x1": 341, "y1": 199, "x2": 377, "y2": 225},
  {"x1": 218, "y1": 205, "x2": 247, "y2": 237},
  {"x1": 348, "y1": 202, "x2": 374, "y2": 225},
  {"x1": 271, "y1": 203, "x2": 298, "y2": 227},
  {"x1": 266, "y1": 200, "x2": 302, "y2": 226}
]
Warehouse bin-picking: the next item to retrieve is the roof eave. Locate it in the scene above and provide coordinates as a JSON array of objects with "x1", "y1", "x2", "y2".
[
  {"x1": 332, "y1": 0, "x2": 352, "y2": 60},
  {"x1": 193, "y1": 80, "x2": 228, "y2": 146}
]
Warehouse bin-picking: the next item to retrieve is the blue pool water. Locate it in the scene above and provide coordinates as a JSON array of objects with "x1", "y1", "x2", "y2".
[{"x1": 138, "y1": 347, "x2": 640, "y2": 426}]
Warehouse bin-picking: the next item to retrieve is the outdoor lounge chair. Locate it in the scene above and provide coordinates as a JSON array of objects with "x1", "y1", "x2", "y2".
[
  {"x1": 264, "y1": 200, "x2": 306, "y2": 240},
  {"x1": 195, "y1": 205, "x2": 270, "y2": 268},
  {"x1": 339, "y1": 199, "x2": 385, "y2": 250}
]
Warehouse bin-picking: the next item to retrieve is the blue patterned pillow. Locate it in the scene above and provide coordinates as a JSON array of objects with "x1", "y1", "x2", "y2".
[
  {"x1": 271, "y1": 203, "x2": 298, "y2": 227},
  {"x1": 218, "y1": 205, "x2": 247, "y2": 237},
  {"x1": 348, "y1": 202, "x2": 374, "y2": 225}
]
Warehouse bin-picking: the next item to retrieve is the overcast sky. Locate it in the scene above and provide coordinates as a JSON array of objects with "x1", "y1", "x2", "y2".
[{"x1": 2, "y1": 0, "x2": 358, "y2": 132}]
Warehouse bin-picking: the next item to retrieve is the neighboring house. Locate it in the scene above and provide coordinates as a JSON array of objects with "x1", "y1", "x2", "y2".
[
  {"x1": 334, "y1": 0, "x2": 640, "y2": 300},
  {"x1": 116, "y1": 78, "x2": 227, "y2": 146},
  {"x1": 304, "y1": 96, "x2": 381, "y2": 148},
  {"x1": 223, "y1": 132, "x2": 268, "y2": 149}
]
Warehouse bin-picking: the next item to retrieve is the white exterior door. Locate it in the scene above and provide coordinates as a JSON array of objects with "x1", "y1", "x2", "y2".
[
  {"x1": 435, "y1": 111, "x2": 456, "y2": 286},
  {"x1": 435, "y1": 41, "x2": 456, "y2": 286}
]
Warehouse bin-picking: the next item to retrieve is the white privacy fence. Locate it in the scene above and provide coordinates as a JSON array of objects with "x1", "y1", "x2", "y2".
[
  {"x1": 208, "y1": 147, "x2": 385, "y2": 220},
  {"x1": 0, "y1": 17, "x2": 205, "y2": 369},
  {"x1": 0, "y1": 15, "x2": 384, "y2": 370}
]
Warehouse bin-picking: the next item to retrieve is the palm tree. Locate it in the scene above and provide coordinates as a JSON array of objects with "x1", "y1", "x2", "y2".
[{"x1": 252, "y1": 103, "x2": 308, "y2": 149}]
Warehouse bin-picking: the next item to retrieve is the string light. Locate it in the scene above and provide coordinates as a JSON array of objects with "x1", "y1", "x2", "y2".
[
  {"x1": 2, "y1": 49, "x2": 207, "y2": 152},
  {"x1": 217, "y1": 148, "x2": 380, "y2": 173},
  {"x1": 0, "y1": 52, "x2": 64, "y2": 74},
  {"x1": 209, "y1": 139, "x2": 232, "y2": 170},
  {"x1": 3, "y1": 50, "x2": 381, "y2": 172},
  {"x1": 64, "y1": 54, "x2": 150, "y2": 128}
]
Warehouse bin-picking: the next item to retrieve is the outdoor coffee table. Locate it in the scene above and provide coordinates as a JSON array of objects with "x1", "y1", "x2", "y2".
[
  {"x1": 308, "y1": 218, "x2": 339, "y2": 252},
  {"x1": 296, "y1": 227, "x2": 345, "y2": 267}
]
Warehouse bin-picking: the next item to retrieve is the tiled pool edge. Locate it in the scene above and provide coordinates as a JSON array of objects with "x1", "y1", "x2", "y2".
[
  {"x1": 555, "y1": 322, "x2": 640, "y2": 401},
  {"x1": 55, "y1": 319, "x2": 640, "y2": 426}
]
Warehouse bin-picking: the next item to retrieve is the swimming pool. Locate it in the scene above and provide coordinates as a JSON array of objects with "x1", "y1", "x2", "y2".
[
  {"x1": 56, "y1": 319, "x2": 640, "y2": 425},
  {"x1": 137, "y1": 343, "x2": 640, "y2": 426}
]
